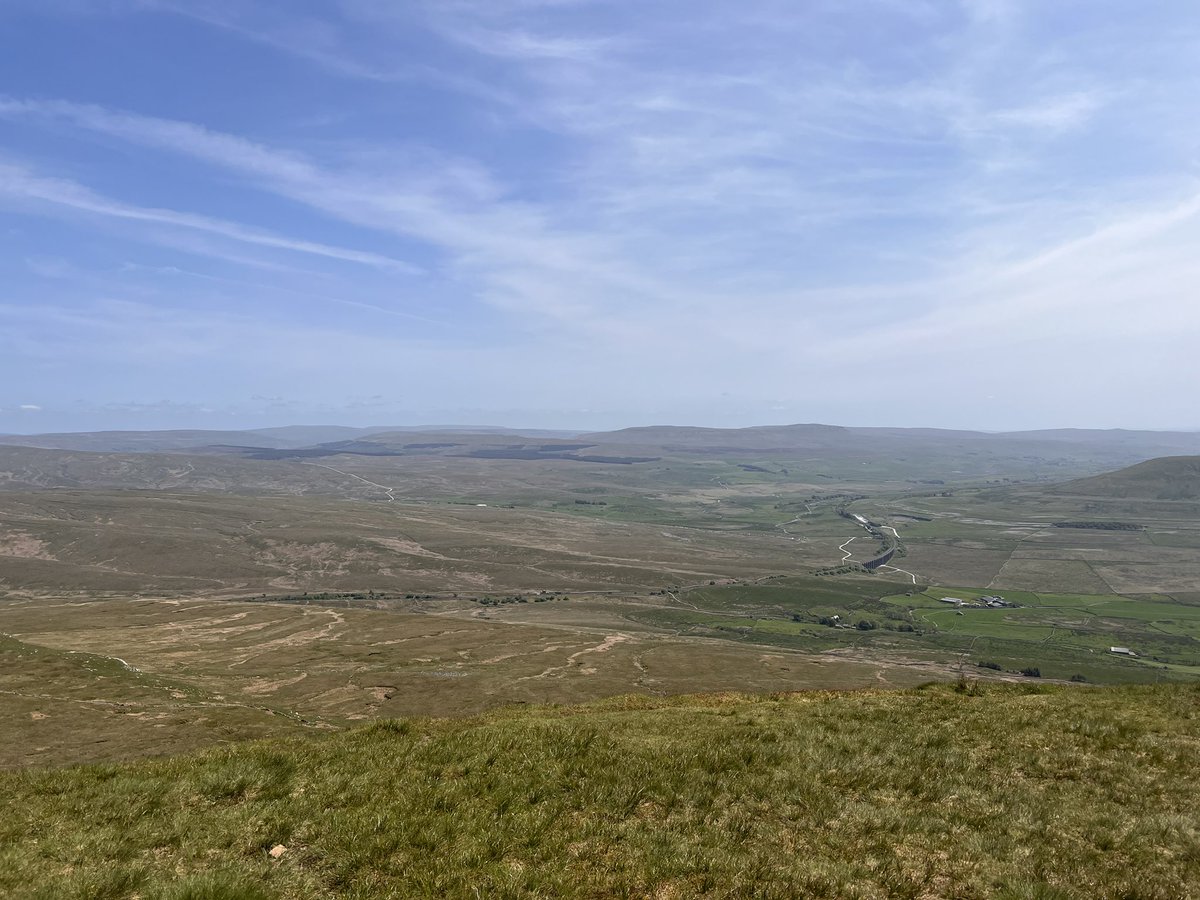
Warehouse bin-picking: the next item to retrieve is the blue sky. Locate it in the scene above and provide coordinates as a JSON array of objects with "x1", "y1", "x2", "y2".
[{"x1": 2, "y1": 0, "x2": 1198, "y2": 433}]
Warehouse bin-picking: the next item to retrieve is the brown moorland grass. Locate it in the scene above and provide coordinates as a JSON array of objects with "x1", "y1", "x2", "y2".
[
  {"x1": 0, "y1": 597, "x2": 942, "y2": 768},
  {"x1": 0, "y1": 489, "x2": 828, "y2": 596},
  {"x1": 1, "y1": 682, "x2": 1197, "y2": 899}
]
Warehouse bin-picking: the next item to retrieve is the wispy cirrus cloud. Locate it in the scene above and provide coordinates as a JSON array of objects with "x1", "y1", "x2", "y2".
[
  {"x1": 0, "y1": 95, "x2": 668, "y2": 321},
  {"x1": 1, "y1": 0, "x2": 1199, "y2": 430},
  {"x1": 0, "y1": 157, "x2": 416, "y2": 272},
  {"x1": 985, "y1": 91, "x2": 1109, "y2": 133}
]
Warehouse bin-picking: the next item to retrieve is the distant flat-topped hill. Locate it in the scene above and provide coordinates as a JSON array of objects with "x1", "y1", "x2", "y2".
[{"x1": 1056, "y1": 456, "x2": 1200, "y2": 500}]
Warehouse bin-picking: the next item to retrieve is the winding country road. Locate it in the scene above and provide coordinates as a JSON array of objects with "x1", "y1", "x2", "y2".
[
  {"x1": 839, "y1": 536, "x2": 857, "y2": 562},
  {"x1": 877, "y1": 525, "x2": 919, "y2": 583},
  {"x1": 307, "y1": 463, "x2": 397, "y2": 501},
  {"x1": 838, "y1": 520, "x2": 922, "y2": 583},
  {"x1": 878, "y1": 564, "x2": 919, "y2": 585}
]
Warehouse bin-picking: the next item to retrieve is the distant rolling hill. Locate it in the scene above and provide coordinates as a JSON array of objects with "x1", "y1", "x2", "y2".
[
  {"x1": 0, "y1": 426, "x2": 392, "y2": 453},
  {"x1": 0, "y1": 425, "x2": 582, "y2": 454},
  {"x1": 1056, "y1": 456, "x2": 1200, "y2": 500},
  {"x1": 3, "y1": 423, "x2": 1200, "y2": 485},
  {"x1": 0, "y1": 446, "x2": 360, "y2": 495},
  {"x1": 581, "y1": 424, "x2": 1200, "y2": 478},
  {"x1": 585, "y1": 423, "x2": 1200, "y2": 456}
]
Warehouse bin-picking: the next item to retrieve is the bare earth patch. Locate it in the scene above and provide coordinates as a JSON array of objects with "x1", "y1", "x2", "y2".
[{"x1": 0, "y1": 531, "x2": 53, "y2": 560}]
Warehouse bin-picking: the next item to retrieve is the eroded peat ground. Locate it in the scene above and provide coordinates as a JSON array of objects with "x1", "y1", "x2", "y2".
[{"x1": 0, "y1": 594, "x2": 948, "y2": 768}]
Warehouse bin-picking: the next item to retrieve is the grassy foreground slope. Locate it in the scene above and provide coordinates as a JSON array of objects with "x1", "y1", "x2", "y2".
[{"x1": 3, "y1": 684, "x2": 1198, "y2": 899}]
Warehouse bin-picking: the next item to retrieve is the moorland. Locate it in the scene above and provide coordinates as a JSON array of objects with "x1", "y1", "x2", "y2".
[
  {"x1": 3, "y1": 423, "x2": 1200, "y2": 766},
  {"x1": 2, "y1": 423, "x2": 1199, "y2": 896}
]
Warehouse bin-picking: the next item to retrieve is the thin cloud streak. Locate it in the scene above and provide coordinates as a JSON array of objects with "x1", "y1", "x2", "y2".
[
  {"x1": 0, "y1": 158, "x2": 418, "y2": 272},
  {"x1": 1, "y1": 0, "x2": 1198, "y2": 430}
]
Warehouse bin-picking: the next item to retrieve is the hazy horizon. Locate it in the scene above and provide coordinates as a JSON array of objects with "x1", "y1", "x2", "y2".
[
  {"x1": 3, "y1": 1, "x2": 1199, "y2": 434},
  {"x1": 3, "y1": 415, "x2": 1200, "y2": 439}
]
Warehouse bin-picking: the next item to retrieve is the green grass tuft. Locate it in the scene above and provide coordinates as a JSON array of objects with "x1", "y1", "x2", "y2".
[{"x1": 145, "y1": 870, "x2": 277, "y2": 900}]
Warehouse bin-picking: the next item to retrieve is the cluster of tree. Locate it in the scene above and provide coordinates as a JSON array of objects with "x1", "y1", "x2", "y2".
[
  {"x1": 772, "y1": 492, "x2": 854, "y2": 511},
  {"x1": 264, "y1": 590, "x2": 389, "y2": 604},
  {"x1": 477, "y1": 595, "x2": 528, "y2": 606},
  {"x1": 573, "y1": 499, "x2": 608, "y2": 506},
  {"x1": 977, "y1": 659, "x2": 1042, "y2": 678},
  {"x1": 813, "y1": 564, "x2": 864, "y2": 576},
  {"x1": 806, "y1": 614, "x2": 917, "y2": 634},
  {"x1": 474, "y1": 594, "x2": 569, "y2": 606}
]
